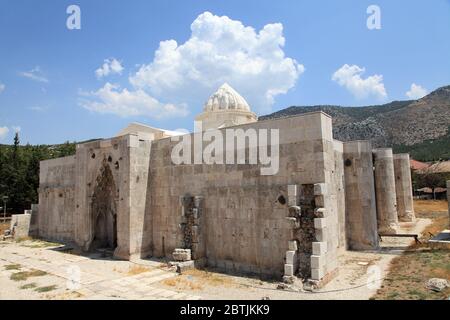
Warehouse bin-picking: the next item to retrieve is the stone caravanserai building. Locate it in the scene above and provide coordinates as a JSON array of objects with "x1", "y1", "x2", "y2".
[{"x1": 32, "y1": 83, "x2": 415, "y2": 286}]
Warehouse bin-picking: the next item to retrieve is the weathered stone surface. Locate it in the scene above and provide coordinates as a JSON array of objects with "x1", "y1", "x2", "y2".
[
  {"x1": 312, "y1": 242, "x2": 327, "y2": 256},
  {"x1": 373, "y1": 148, "x2": 399, "y2": 234},
  {"x1": 314, "y1": 183, "x2": 327, "y2": 196},
  {"x1": 311, "y1": 267, "x2": 324, "y2": 280},
  {"x1": 314, "y1": 218, "x2": 327, "y2": 229},
  {"x1": 393, "y1": 154, "x2": 415, "y2": 222},
  {"x1": 284, "y1": 264, "x2": 294, "y2": 277},
  {"x1": 10, "y1": 214, "x2": 31, "y2": 239},
  {"x1": 426, "y1": 278, "x2": 449, "y2": 292},
  {"x1": 343, "y1": 141, "x2": 379, "y2": 250},
  {"x1": 288, "y1": 240, "x2": 298, "y2": 251},
  {"x1": 172, "y1": 249, "x2": 192, "y2": 261},
  {"x1": 285, "y1": 251, "x2": 296, "y2": 265}
]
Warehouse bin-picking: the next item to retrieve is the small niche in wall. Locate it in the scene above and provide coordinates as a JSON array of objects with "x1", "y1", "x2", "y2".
[
  {"x1": 344, "y1": 159, "x2": 352, "y2": 167},
  {"x1": 91, "y1": 153, "x2": 96, "y2": 159},
  {"x1": 108, "y1": 156, "x2": 113, "y2": 162},
  {"x1": 59, "y1": 193, "x2": 63, "y2": 198},
  {"x1": 115, "y1": 161, "x2": 120, "y2": 170}
]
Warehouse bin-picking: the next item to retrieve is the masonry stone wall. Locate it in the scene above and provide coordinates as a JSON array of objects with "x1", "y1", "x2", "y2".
[
  {"x1": 146, "y1": 112, "x2": 341, "y2": 279},
  {"x1": 38, "y1": 156, "x2": 76, "y2": 242}
]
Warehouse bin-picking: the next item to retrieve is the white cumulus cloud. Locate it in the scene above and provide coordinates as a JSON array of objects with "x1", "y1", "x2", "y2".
[
  {"x1": 79, "y1": 83, "x2": 189, "y2": 119},
  {"x1": 0, "y1": 126, "x2": 9, "y2": 140},
  {"x1": 129, "y1": 11, "x2": 303, "y2": 113},
  {"x1": 19, "y1": 66, "x2": 49, "y2": 83},
  {"x1": 406, "y1": 83, "x2": 428, "y2": 100},
  {"x1": 81, "y1": 12, "x2": 301, "y2": 118},
  {"x1": 0, "y1": 83, "x2": 5, "y2": 93},
  {"x1": 332, "y1": 64, "x2": 387, "y2": 100},
  {"x1": 95, "y1": 58, "x2": 124, "y2": 79}
]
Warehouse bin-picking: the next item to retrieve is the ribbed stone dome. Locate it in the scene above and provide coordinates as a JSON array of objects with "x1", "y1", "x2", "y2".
[{"x1": 203, "y1": 83, "x2": 251, "y2": 112}]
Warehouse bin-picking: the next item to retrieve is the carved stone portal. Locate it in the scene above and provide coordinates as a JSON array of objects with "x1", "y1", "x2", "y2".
[{"x1": 89, "y1": 162, "x2": 118, "y2": 251}]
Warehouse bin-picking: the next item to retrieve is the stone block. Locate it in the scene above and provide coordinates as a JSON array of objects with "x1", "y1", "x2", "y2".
[
  {"x1": 288, "y1": 240, "x2": 298, "y2": 251},
  {"x1": 172, "y1": 248, "x2": 191, "y2": 261},
  {"x1": 315, "y1": 195, "x2": 325, "y2": 207},
  {"x1": 192, "y1": 208, "x2": 199, "y2": 219},
  {"x1": 286, "y1": 251, "x2": 296, "y2": 265},
  {"x1": 288, "y1": 185, "x2": 298, "y2": 206},
  {"x1": 314, "y1": 218, "x2": 327, "y2": 229},
  {"x1": 311, "y1": 268, "x2": 324, "y2": 280},
  {"x1": 312, "y1": 242, "x2": 327, "y2": 255},
  {"x1": 315, "y1": 227, "x2": 327, "y2": 242},
  {"x1": 285, "y1": 217, "x2": 300, "y2": 229},
  {"x1": 284, "y1": 264, "x2": 294, "y2": 276},
  {"x1": 314, "y1": 207, "x2": 326, "y2": 218},
  {"x1": 311, "y1": 255, "x2": 325, "y2": 269},
  {"x1": 314, "y1": 183, "x2": 327, "y2": 196}
]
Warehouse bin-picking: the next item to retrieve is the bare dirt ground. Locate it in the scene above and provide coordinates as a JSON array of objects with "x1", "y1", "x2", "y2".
[{"x1": 1, "y1": 206, "x2": 440, "y2": 300}]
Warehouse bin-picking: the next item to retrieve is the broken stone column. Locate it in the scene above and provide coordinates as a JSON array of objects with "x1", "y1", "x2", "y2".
[
  {"x1": 373, "y1": 148, "x2": 399, "y2": 234},
  {"x1": 393, "y1": 154, "x2": 415, "y2": 222},
  {"x1": 343, "y1": 141, "x2": 379, "y2": 250}
]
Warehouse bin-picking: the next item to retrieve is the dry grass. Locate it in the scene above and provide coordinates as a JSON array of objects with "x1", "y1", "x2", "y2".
[
  {"x1": 10, "y1": 269, "x2": 48, "y2": 281},
  {"x1": 4, "y1": 264, "x2": 22, "y2": 270},
  {"x1": 184, "y1": 269, "x2": 235, "y2": 287},
  {"x1": 413, "y1": 200, "x2": 449, "y2": 239},
  {"x1": 127, "y1": 265, "x2": 151, "y2": 275},
  {"x1": 34, "y1": 285, "x2": 57, "y2": 293},
  {"x1": 162, "y1": 268, "x2": 235, "y2": 291},
  {"x1": 414, "y1": 200, "x2": 448, "y2": 214},
  {"x1": 162, "y1": 276, "x2": 203, "y2": 291},
  {"x1": 0, "y1": 222, "x2": 9, "y2": 235},
  {"x1": 372, "y1": 200, "x2": 450, "y2": 300},
  {"x1": 18, "y1": 239, "x2": 61, "y2": 248},
  {"x1": 20, "y1": 283, "x2": 37, "y2": 290}
]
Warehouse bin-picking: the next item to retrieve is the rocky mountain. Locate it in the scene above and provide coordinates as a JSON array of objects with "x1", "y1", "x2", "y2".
[{"x1": 260, "y1": 85, "x2": 450, "y2": 158}]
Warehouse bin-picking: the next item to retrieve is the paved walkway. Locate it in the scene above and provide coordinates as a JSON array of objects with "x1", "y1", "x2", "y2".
[{"x1": 0, "y1": 240, "x2": 202, "y2": 300}]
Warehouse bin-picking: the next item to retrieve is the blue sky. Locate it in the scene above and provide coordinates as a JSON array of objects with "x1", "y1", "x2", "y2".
[{"x1": 0, "y1": 0, "x2": 449, "y2": 144}]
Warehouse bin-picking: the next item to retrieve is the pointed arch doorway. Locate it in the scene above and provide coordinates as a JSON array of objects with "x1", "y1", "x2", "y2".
[{"x1": 89, "y1": 162, "x2": 118, "y2": 251}]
